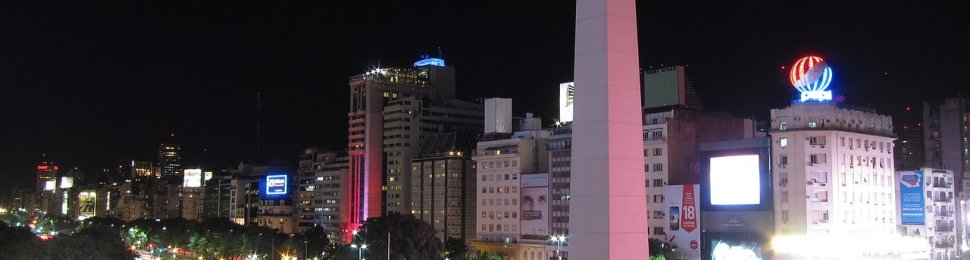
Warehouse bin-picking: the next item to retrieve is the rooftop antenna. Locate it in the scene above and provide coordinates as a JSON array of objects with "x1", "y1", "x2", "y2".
[
  {"x1": 256, "y1": 90, "x2": 262, "y2": 159},
  {"x1": 437, "y1": 46, "x2": 443, "y2": 59}
]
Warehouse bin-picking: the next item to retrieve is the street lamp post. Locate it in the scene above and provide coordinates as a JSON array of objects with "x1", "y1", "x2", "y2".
[
  {"x1": 551, "y1": 235, "x2": 566, "y2": 260},
  {"x1": 351, "y1": 244, "x2": 367, "y2": 260}
]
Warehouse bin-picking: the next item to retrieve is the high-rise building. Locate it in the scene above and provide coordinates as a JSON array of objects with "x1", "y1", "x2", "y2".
[
  {"x1": 384, "y1": 98, "x2": 484, "y2": 215},
  {"x1": 924, "y1": 97, "x2": 970, "y2": 193},
  {"x1": 345, "y1": 56, "x2": 464, "y2": 233},
  {"x1": 642, "y1": 108, "x2": 759, "y2": 240},
  {"x1": 296, "y1": 148, "x2": 347, "y2": 239},
  {"x1": 895, "y1": 105, "x2": 925, "y2": 171},
  {"x1": 546, "y1": 125, "x2": 572, "y2": 243},
  {"x1": 36, "y1": 160, "x2": 59, "y2": 214},
  {"x1": 203, "y1": 173, "x2": 233, "y2": 219},
  {"x1": 898, "y1": 168, "x2": 957, "y2": 259},
  {"x1": 410, "y1": 132, "x2": 478, "y2": 242},
  {"x1": 472, "y1": 113, "x2": 550, "y2": 259},
  {"x1": 158, "y1": 141, "x2": 182, "y2": 178},
  {"x1": 129, "y1": 160, "x2": 155, "y2": 182},
  {"x1": 642, "y1": 65, "x2": 703, "y2": 110},
  {"x1": 769, "y1": 101, "x2": 897, "y2": 248}
]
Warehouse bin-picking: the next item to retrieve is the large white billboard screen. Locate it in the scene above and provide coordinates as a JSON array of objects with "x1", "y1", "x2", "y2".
[
  {"x1": 183, "y1": 169, "x2": 202, "y2": 188},
  {"x1": 709, "y1": 155, "x2": 760, "y2": 205}
]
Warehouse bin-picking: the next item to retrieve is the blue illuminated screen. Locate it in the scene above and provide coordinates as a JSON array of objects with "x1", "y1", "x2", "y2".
[{"x1": 266, "y1": 175, "x2": 288, "y2": 195}]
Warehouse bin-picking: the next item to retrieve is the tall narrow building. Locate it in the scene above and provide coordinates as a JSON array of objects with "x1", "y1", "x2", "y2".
[
  {"x1": 570, "y1": 0, "x2": 650, "y2": 257},
  {"x1": 410, "y1": 132, "x2": 478, "y2": 242},
  {"x1": 158, "y1": 139, "x2": 182, "y2": 178},
  {"x1": 344, "y1": 56, "x2": 468, "y2": 235}
]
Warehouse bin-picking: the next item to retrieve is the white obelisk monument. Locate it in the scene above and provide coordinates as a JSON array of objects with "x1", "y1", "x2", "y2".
[{"x1": 569, "y1": 0, "x2": 650, "y2": 258}]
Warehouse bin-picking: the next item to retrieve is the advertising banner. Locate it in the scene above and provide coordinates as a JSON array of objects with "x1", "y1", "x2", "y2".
[
  {"x1": 559, "y1": 82, "x2": 574, "y2": 123},
  {"x1": 266, "y1": 175, "x2": 288, "y2": 195},
  {"x1": 59, "y1": 177, "x2": 74, "y2": 189},
  {"x1": 79, "y1": 191, "x2": 97, "y2": 220},
  {"x1": 665, "y1": 185, "x2": 701, "y2": 259},
  {"x1": 520, "y1": 173, "x2": 549, "y2": 237},
  {"x1": 183, "y1": 169, "x2": 202, "y2": 188},
  {"x1": 899, "y1": 171, "x2": 925, "y2": 225}
]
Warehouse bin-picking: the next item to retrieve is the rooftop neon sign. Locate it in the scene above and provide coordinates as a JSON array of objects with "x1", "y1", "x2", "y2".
[
  {"x1": 413, "y1": 56, "x2": 445, "y2": 67},
  {"x1": 789, "y1": 56, "x2": 833, "y2": 102}
]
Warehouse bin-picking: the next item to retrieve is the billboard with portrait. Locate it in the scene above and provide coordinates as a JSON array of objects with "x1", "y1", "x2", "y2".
[{"x1": 520, "y1": 173, "x2": 549, "y2": 238}]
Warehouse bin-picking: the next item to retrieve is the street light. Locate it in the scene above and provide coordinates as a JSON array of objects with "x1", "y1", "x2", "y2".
[
  {"x1": 551, "y1": 235, "x2": 566, "y2": 260},
  {"x1": 351, "y1": 244, "x2": 367, "y2": 260}
]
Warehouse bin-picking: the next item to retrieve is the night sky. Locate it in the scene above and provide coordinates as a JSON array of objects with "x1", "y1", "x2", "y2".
[{"x1": 2, "y1": 1, "x2": 969, "y2": 198}]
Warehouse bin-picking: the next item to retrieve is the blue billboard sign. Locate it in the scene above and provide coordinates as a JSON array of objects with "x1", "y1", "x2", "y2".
[
  {"x1": 266, "y1": 175, "x2": 288, "y2": 195},
  {"x1": 899, "y1": 171, "x2": 925, "y2": 225}
]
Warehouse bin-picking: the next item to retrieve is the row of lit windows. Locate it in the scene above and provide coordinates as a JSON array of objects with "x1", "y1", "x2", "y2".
[
  {"x1": 482, "y1": 173, "x2": 518, "y2": 182},
  {"x1": 480, "y1": 160, "x2": 518, "y2": 169},
  {"x1": 481, "y1": 198, "x2": 518, "y2": 206},
  {"x1": 481, "y1": 211, "x2": 518, "y2": 219},
  {"x1": 481, "y1": 186, "x2": 518, "y2": 193}
]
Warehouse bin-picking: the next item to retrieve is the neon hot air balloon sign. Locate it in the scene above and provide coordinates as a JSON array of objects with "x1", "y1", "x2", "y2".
[{"x1": 789, "y1": 56, "x2": 834, "y2": 102}]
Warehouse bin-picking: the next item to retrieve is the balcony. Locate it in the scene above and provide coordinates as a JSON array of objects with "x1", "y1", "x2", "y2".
[
  {"x1": 934, "y1": 225, "x2": 954, "y2": 232},
  {"x1": 933, "y1": 197, "x2": 953, "y2": 203},
  {"x1": 934, "y1": 242, "x2": 955, "y2": 249},
  {"x1": 936, "y1": 210, "x2": 955, "y2": 217}
]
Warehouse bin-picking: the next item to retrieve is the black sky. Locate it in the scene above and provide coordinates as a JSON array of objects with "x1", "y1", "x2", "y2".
[{"x1": 1, "y1": 1, "x2": 969, "y2": 197}]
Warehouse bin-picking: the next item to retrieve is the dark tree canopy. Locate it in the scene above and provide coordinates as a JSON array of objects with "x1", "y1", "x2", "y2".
[{"x1": 359, "y1": 212, "x2": 444, "y2": 260}]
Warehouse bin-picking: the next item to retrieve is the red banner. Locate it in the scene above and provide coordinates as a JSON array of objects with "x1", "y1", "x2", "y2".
[{"x1": 681, "y1": 185, "x2": 697, "y2": 232}]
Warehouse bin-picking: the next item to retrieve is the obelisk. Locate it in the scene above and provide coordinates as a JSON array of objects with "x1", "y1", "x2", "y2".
[{"x1": 569, "y1": 0, "x2": 649, "y2": 258}]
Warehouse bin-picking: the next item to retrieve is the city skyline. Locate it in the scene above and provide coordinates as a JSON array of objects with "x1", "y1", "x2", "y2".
[{"x1": 3, "y1": 1, "x2": 969, "y2": 200}]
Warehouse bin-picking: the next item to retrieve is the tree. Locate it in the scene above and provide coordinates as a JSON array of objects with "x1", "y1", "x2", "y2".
[
  {"x1": 648, "y1": 238, "x2": 674, "y2": 260},
  {"x1": 444, "y1": 237, "x2": 470, "y2": 260},
  {"x1": 303, "y1": 226, "x2": 331, "y2": 259},
  {"x1": 359, "y1": 212, "x2": 444, "y2": 260}
]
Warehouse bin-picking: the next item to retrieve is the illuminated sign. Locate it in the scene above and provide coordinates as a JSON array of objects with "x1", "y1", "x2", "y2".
[
  {"x1": 266, "y1": 175, "x2": 288, "y2": 195},
  {"x1": 665, "y1": 185, "x2": 701, "y2": 258},
  {"x1": 789, "y1": 56, "x2": 833, "y2": 102},
  {"x1": 413, "y1": 56, "x2": 445, "y2": 67},
  {"x1": 183, "y1": 169, "x2": 202, "y2": 188},
  {"x1": 44, "y1": 181, "x2": 56, "y2": 191},
  {"x1": 559, "y1": 82, "x2": 574, "y2": 123},
  {"x1": 59, "y1": 177, "x2": 74, "y2": 189},
  {"x1": 899, "y1": 171, "x2": 925, "y2": 225},
  {"x1": 37, "y1": 165, "x2": 49, "y2": 171},
  {"x1": 204, "y1": 171, "x2": 213, "y2": 182},
  {"x1": 78, "y1": 191, "x2": 97, "y2": 220},
  {"x1": 709, "y1": 155, "x2": 761, "y2": 205}
]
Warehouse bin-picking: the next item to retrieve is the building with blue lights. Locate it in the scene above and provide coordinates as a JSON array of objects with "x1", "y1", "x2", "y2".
[{"x1": 345, "y1": 54, "x2": 481, "y2": 239}]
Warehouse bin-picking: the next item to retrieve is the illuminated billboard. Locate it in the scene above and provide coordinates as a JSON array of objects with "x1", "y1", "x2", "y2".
[
  {"x1": 899, "y1": 171, "x2": 925, "y2": 225},
  {"x1": 520, "y1": 173, "x2": 549, "y2": 238},
  {"x1": 709, "y1": 155, "x2": 761, "y2": 205},
  {"x1": 59, "y1": 177, "x2": 74, "y2": 189},
  {"x1": 204, "y1": 171, "x2": 213, "y2": 181},
  {"x1": 183, "y1": 169, "x2": 202, "y2": 188},
  {"x1": 266, "y1": 175, "x2": 288, "y2": 195},
  {"x1": 44, "y1": 180, "x2": 56, "y2": 191},
  {"x1": 559, "y1": 82, "x2": 574, "y2": 123},
  {"x1": 79, "y1": 191, "x2": 97, "y2": 220},
  {"x1": 789, "y1": 56, "x2": 834, "y2": 102},
  {"x1": 711, "y1": 238, "x2": 764, "y2": 260},
  {"x1": 665, "y1": 185, "x2": 701, "y2": 258}
]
